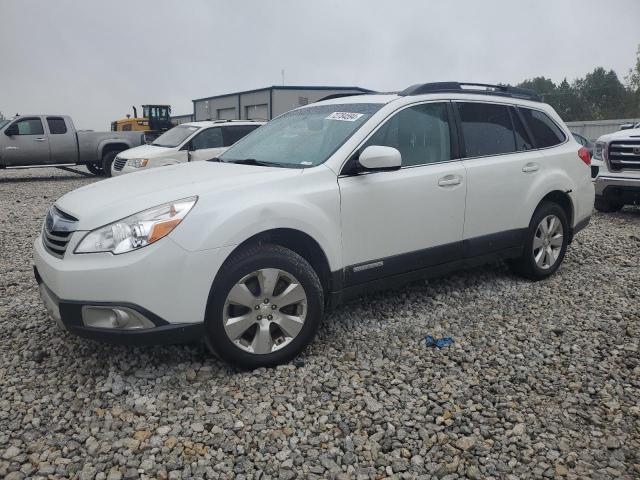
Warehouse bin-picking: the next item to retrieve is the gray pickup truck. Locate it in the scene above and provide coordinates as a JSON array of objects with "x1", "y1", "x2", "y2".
[{"x1": 0, "y1": 115, "x2": 144, "y2": 175}]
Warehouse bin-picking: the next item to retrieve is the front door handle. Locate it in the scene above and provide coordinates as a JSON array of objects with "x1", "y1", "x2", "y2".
[
  {"x1": 5, "y1": 146, "x2": 18, "y2": 150},
  {"x1": 438, "y1": 175, "x2": 462, "y2": 187},
  {"x1": 35, "y1": 138, "x2": 47, "y2": 142},
  {"x1": 522, "y1": 162, "x2": 539, "y2": 173}
]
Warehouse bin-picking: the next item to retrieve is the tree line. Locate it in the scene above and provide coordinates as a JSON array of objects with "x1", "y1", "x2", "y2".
[{"x1": 516, "y1": 46, "x2": 640, "y2": 122}]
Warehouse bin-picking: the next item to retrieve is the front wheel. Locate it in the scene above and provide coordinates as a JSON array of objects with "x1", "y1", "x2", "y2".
[
  {"x1": 101, "y1": 151, "x2": 119, "y2": 178},
  {"x1": 86, "y1": 162, "x2": 104, "y2": 176},
  {"x1": 204, "y1": 244, "x2": 324, "y2": 369},
  {"x1": 594, "y1": 197, "x2": 623, "y2": 213},
  {"x1": 509, "y1": 201, "x2": 569, "y2": 281}
]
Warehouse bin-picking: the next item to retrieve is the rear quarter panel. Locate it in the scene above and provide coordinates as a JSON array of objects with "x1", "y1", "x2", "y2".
[{"x1": 77, "y1": 131, "x2": 145, "y2": 164}]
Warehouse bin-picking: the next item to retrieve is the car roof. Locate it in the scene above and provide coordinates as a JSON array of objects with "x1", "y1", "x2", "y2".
[{"x1": 182, "y1": 120, "x2": 265, "y2": 128}]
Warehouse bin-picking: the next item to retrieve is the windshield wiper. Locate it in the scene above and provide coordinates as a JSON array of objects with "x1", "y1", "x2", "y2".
[
  {"x1": 206, "y1": 157, "x2": 221, "y2": 162},
  {"x1": 222, "y1": 158, "x2": 278, "y2": 167}
]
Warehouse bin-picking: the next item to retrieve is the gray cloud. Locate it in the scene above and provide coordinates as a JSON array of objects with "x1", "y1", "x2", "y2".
[{"x1": 1, "y1": 0, "x2": 639, "y2": 130}]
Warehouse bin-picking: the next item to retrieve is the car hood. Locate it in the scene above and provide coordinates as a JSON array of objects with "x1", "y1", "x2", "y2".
[
  {"x1": 116, "y1": 144, "x2": 174, "y2": 159},
  {"x1": 55, "y1": 161, "x2": 303, "y2": 230},
  {"x1": 598, "y1": 127, "x2": 640, "y2": 142}
]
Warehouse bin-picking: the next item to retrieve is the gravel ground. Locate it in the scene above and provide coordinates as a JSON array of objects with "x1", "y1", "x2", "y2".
[{"x1": 0, "y1": 168, "x2": 638, "y2": 480}]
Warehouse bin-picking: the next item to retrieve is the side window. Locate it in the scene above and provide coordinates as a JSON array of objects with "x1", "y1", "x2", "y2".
[
  {"x1": 519, "y1": 108, "x2": 566, "y2": 148},
  {"x1": 457, "y1": 102, "x2": 516, "y2": 157},
  {"x1": 362, "y1": 103, "x2": 452, "y2": 167},
  {"x1": 191, "y1": 127, "x2": 223, "y2": 150},
  {"x1": 509, "y1": 108, "x2": 533, "y2": 151},
  {"x1": 15, "y1": 118, "x2": 45, "y2": 135},
  {"x1": 222, "y1": 125, "x2": 259, "y2": 146},
  {"x1": 46, "y1": 117, "x2": 67, "y2": 135}
]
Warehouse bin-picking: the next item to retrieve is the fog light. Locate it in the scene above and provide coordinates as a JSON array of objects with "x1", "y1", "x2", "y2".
[{"x1": 81, "y1": 306, "x2": 155, "y2": 330}]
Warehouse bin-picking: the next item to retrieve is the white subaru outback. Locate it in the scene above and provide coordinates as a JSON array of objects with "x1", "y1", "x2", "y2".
[{"x1": 34, "y1": 82, "x2": 594, "y2": 368}]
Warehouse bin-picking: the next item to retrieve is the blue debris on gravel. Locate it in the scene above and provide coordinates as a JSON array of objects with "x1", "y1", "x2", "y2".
[{"x1": 425, "y1": 335, "x2": 454, "y2": 349}]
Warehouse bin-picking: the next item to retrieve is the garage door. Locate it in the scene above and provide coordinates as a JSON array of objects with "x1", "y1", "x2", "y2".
[
  {"x1": 217, "y1": 108, "x2": 236, "y2": 120},
  {"x1": 245, "y1": 104, "x2": 268, "y2": 121}
]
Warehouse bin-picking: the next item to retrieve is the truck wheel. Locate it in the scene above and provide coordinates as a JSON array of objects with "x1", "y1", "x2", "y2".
[
  {"x1": 509, "y1": 201, "x2": 569, "y2": 281},
  {"x1": 204, "y1": 244, "x2": 324, "y2": 369},
  {"x1": 101, "y1": 151, "x2": 119, "y2": 177},
  {"x1": 594, "y1": 198, "x2": 623, "y2": 213},
  {"x1": 86, "y1": 162, "x2": 104, "y2": 176}
]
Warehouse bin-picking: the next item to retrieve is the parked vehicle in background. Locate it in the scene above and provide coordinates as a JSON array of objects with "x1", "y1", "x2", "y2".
[
  {"x1": 34, "y1": 82, "x2": 593, "y2": 368},
  {"x1": 572, "y1": 131, "x2": 594, "y2": 157},
  {"x1": 591, "y1": 127, "x2": 640, "y2": 212},
  {"x1": 0, "y1": 115, "x2": 144, "y2": 175},
  {"x1": 620, "y1": 122, "x2": 640, "y2": 130},
  {"x1": 111, "y1": 105, "x2": 173, "y2": 142},
  {"x1": 111, "y1": 120, "x2": 263, "y2": 176}
]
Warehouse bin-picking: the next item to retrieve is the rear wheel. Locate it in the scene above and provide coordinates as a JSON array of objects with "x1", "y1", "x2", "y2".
[
  {"x1": 509, "y1": 201, "x2": 569, "y2": 281},
  {"x1": 205, "y1": 244, "x2": 323, "y2": 369},
  {"x1": 86, "y1": 162, "x2": 104, "y2": 176},
  {"x1": 101, "y1": 151, "x2": 119, "y2": 178},
  {"x1": 594, "y1": 197, "x2": 623, "y2": 213}
]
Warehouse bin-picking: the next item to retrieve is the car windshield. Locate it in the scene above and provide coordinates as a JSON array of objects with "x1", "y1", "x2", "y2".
[
  {"x1": 218, "y1": 103, "x2": 382, "y2": 167},
  {"x1": 151, "y1": 125, "x2": 200, "y2": 148}
]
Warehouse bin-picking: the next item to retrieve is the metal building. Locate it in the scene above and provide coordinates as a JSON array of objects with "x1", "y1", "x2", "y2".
[
  {"x1": 170, "y1": 114, "x2": 194, "y2": 125},
  {"x1": 565, "y1": 118, "x2": 640, "y2": 141},
  {"x1": 192, "y1": 85, "x2": 372, "y2": 122}
]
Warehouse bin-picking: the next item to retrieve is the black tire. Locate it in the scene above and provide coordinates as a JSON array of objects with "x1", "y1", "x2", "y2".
[
  {"x1": 204, "y1": 244, "x2": 324, "y2": 369},
  {"x1": 509, "y1": 201, "x2": 569, "y2": 281},
  {"x1": 594, "y1": 197, "x2": 623, "y2": 213},
  {"x1": 86, "y1": 162, "x2": 104, "y2": 176},
  {"x1": 101, "y1": 151, "x2": 119, "y2": 178}
]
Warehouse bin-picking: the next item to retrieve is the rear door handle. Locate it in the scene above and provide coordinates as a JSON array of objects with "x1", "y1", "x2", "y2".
[
  {"x1": 5, "y1": 146, "x2": 18, "y2": 150},
  {"x1": 438, "y1": 175, "x2": 462, "y2": 187},
  {"x1": 35, "y1": 138, "x2": 47, "y2": 142},
  {"x1": 522, "y1": 162, "x2": 539, "y2": 173}
]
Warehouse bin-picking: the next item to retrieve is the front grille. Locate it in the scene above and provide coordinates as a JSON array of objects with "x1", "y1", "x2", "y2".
[
  {"x1": 608, "y1": 140, "x2": 640, "y2": 171},
  {"x1": 42, "y1": 206, "x2": 78, "y2": 258},
  {"x1": 113, "y1": 157, "x2": 127, "y2": 171}
]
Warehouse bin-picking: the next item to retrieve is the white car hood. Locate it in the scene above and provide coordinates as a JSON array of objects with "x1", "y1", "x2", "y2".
[
  {"x1": 56, "y1": 161, "x2": 303, "y2": 230},
  {"x1": 116, "y1": 143, "x2": 174, "y2": 159},
  {"x1": 598, "y1": 127, "x2": 640, "y2": 142}
]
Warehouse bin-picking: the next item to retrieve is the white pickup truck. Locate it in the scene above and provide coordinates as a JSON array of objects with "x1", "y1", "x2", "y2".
[
  {"x1": 0, "y1": 115, "x2": 144, "y2": 176},
  {"x1": 592, "y1": 127, "x2": 640, "y2": 211}
]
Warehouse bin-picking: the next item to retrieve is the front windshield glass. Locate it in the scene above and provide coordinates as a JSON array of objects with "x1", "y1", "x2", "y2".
[
  {"x1": 219, "y1": 103, "x2": 382, "y2": 167},
  {"x1": 151, "y1": 125, "x2": 200, "y2": 148}
]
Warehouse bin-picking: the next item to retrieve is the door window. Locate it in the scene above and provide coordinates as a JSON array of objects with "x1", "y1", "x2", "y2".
[
  {"x1": 46, "y1": 117, "x2": 67, "y2": 134},
  {"x1": 519, "y1": 108, "x2": 566, "y2": 148},
  {"x1": 362, "y1": 103, "x2": 452, "y2": 166},
  {"x1": 191, "y1": 127, "x2": 223, "y2": 150},
  {"x1": 222, "y1": 125, "x2": 260, "y2": 146},
  {"x1": 509, "y1": 107, "x2": 533, "y2": 151},
  {"x1": 15, "y1": 118, "x2": 44, "y2": 135},
  {"x1": 457, "y1": 103, "x2": 517, "y2": 157}
]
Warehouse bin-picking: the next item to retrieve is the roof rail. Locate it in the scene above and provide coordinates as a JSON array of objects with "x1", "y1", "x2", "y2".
[
  {"x1": 399, "y1": 82, "x2": 542, "y2": 102},
  {"x1": 316, "y1": 92, "x2": 372, "y2": 102}
]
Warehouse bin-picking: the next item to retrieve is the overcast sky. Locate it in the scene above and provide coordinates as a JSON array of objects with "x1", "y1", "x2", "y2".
[{"x1": 1, "y1": 0, "x2": 639, "y2": 130}]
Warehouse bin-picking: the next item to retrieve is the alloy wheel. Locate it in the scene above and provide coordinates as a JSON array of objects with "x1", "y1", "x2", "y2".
[
  {"x1": 533, "y1": 214, "x2": 564, "y2": 269},
  {"x1": 222, "y1": 268, "x2": 308, "y2": 354}
]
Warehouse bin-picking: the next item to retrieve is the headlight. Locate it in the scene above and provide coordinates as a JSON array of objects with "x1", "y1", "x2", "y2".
[
  {"x1": 593, "y1": 141, "x2": 607, "y2": 161},
  {"x1": 75, "y1": 197, "x2": 197, "y2": 254},
  {"x1": 128, "y1": 158, "x2": 149, "y2": 168}
]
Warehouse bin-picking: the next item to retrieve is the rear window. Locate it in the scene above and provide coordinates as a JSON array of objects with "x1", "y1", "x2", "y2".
[
  {"x1": 519, "y1": 108, "x2": 566, "y2": 148},
  {"x1": 47, "y1": 117, "x2": 67, "y2": 134},
  {"x1": 457, "y1": 102, "x2": 516, "y2": 157}
]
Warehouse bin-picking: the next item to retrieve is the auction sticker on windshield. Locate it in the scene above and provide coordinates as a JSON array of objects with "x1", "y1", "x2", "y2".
[{"x1": 325, "y1": 112, "x2": 364, "y2": 121}]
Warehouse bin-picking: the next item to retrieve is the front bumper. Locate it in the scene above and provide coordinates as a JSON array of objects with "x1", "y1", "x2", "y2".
[
  {"x1": 35, "y1": 270, "x2": 203, "y2": 345},
  {"x1": 111, "y1": 163, "x2": 140, "y2": 176},
  {"x1": 595, "y1": 175, "x2": 640, "y2": 203},
  {"x1": 33, "y1": 233, "x2": 234, "y2": 345}
]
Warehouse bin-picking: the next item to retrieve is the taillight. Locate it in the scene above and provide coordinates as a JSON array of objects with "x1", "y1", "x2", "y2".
[{"x1": 578, "y1": 147, "x2": 591, "y2": 166}]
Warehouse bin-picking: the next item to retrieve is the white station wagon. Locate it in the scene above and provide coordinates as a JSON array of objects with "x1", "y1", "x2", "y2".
[{"x1": 34, "y1": 82, "x2": 594, "y2": 368}]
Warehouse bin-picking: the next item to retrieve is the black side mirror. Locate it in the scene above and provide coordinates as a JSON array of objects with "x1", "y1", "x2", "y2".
[{"x1": 5, "y1": 124, "x2": 18, "y2": 136}]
